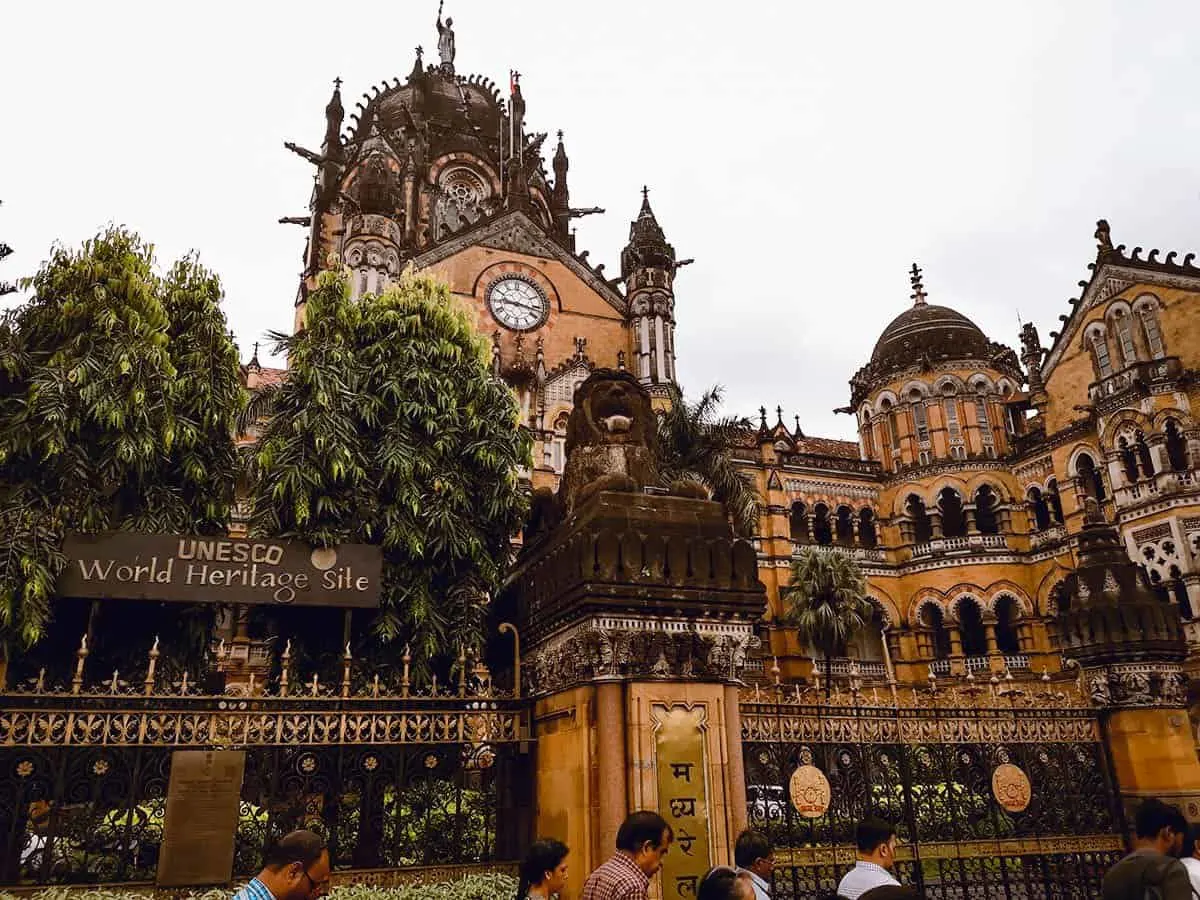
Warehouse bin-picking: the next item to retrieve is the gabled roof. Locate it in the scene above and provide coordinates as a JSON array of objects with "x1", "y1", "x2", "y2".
[
  {"x1": 1041, "y1": 222, "x2": 1200, "y2": 376},
  {"x1": 411, "y1": 209, "x2": 628, "y2": 314}
]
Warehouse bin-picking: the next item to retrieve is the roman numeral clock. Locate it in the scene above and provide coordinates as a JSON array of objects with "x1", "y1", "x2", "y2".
[{"x1": 487, "y1": 276, "x2": 549, "y2": 331}]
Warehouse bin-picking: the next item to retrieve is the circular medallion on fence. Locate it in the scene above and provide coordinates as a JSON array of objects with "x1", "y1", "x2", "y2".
[
  {"x1": 788, "y1": 765, "x2": 831, "y2": 818},
  {"x1": 991, "y1": 763, "x2": 1032, "y2": 813}
]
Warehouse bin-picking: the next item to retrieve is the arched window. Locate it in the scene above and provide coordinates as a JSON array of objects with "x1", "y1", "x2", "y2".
[
  {"x1": 851, "y1": 603, "x2": 886, "y2": 663},
  {"x1": 1076, "y1": 453, "x2": 1106, "y2": 501},
  {"x1": 549, "y1": 413, "x2": 569, "y2": 473},
  {"x1": 907, "y1": 495, "x2": 932, "y2": 544},
  {"x1": 912, "y1": 393, "x2": 930, "y2": 445},
  {"x1": 1137, "y1": 301, "x2": 1166, "y2": 358},
  {"x1": 1090, "y1": 330, "x2": 1113, "y2": 378},
  {"x1": 812, "y1": 503, "x2": 832, "y2": 546},
  {"x1": 858, "y1": 508, "x2": 878, "y2": 548},
  {"x1": 921, "y1": 604, "x2": 951, "y2": 660},
  {"x1": 974, "y1": 396, "x2": 995, "y2": 456},
  {"x1": 1046, "y1": 478, "x2": 1065, "y2": 524},
  {"x1": 944, "y1": 398, "x2": 961, "y2": 443},
  {"x1": 1165, "y1": 419, "x2": 1189, "y2": 472},
  {"x1": 1118, "y1": 437, "x2": 1139, "y2": 484},
  {"x1": 1027, "y1": 487, "x2": 1050, "y2": 531},
  {"x1": 789, "y1": 501, "x2": 809, "y2": 543},
  {"x1": 939, "y1": 488, "x2": 967, "y2": 538},
  {"x1": 956, "y1": 597, "x2": 988, "y2": 657},
  {"x1": 974, "y1": 485, "x2": 1000, "y2": 534},
  {"x1": 835, "y1": 505, "x2": 854, "y2": 544},
  {"x1": 861, "y1": 414, "x2": 876, "y2": 459},
  {"x1": 994, "y1": 595, "x2": 1021, "y2": 655},
  {"x1": 1135, "y1": 430, "x2": 1155, "y2": 478},
  {"x1": 1112, "y1": 310, "x2": 1138, "y2": 367}
]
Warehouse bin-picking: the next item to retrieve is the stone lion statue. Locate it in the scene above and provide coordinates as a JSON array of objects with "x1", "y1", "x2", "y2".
[{"x1": 523, "y1": 369, "x2": 707, "y2": 543}]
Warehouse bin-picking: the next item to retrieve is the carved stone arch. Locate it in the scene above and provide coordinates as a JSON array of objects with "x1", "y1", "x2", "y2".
[
  {"x1": 1102, "y1": 410, "x2": 1153, "y2": 451},
  {"x1": 1132, "y1": 291, "x2": 1165, "y2": 313},
  {"x1": 985, "y1": 584, "x2": 1032, "y2": 617},
  {"x1": 1081, "y1": 318, "x2": 1108, "y2": 346},
  {"x1": 874, "y1": 390, "x2": 899, "y2": 414},
  {"x1": 1066, "y1": 442, "x2": 1104, "y2": 475},
  {"x1": 964, "y1": 472, "x2": 1013, "y2": 503},
  {"x1": 427, "y1": 152, "x2": 502, "y2": 196},
  {"x1": 899, "y1": 380, "x2": 931, "y2": 401},
  {"x1": 1152, "y1": 406, "x2": 1194, "y2": 431},
  {"x1": 859, "y1": 403, "x2": 873, "y2": 425},
  {"x1": 966, "y1": 372, "x2": 997, "y2": 394},
  {"x1": 995, "y1": 377, "x2": 1018, "y2": 397},
  {"x1": 933, "y1": 374, "x2": 966, "y2": 396},
  {"x1": 1104, "y1": 297, "x2": 1133, "y2": 319},
  {"x1": 928, "y1": 476, "x2": 969, "y2": 507},
  {"x1": 1035, "y1": 564, "x2": 1073, "y2": 616},
  {"x1": 948, "y1": 592, "x2": 985, "y2": 624},
  {"x1": 910, "y1": 594, "x2": 947, "y2": 629},
  {"x1": 863, "y1": 596, "x2": 896, "y2": 630}
]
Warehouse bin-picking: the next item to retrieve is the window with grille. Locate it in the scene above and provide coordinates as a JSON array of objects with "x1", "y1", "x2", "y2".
[
  {"x1": 913, "y1": 402, "x2": 930, "y2": 445},
  {"x1": 1113, "y1": 312, "x2": 1137, "y2": 366},
  {"x1": 1139, "y1": 307, "x2": 1165, "y2": 358},
  {"x1": 975, "y1": 399, "x2": 994, "y2": 450},
  {"x1": 1091, "y1": 332, "x2": 1113, "y2": 377}
]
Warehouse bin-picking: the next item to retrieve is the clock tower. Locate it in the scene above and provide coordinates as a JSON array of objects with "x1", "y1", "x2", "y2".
[{"x1": 281, "y1": 19, "x2": 684, "y2": 494}]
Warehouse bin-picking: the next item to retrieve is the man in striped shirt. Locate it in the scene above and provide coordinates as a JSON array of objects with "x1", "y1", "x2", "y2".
[{"x1": 233, "y1": 830, "x2": 331, "y2": 900}]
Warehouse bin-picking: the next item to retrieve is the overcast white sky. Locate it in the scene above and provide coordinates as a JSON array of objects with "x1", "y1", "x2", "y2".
[{"x1": 3, "y1": 1, "x2": 1198, "y2": 439}]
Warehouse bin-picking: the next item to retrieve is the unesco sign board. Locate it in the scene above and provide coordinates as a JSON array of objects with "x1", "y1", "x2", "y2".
[{"x1": 60, "y1": 532, "x2": 382, "y2": 608}]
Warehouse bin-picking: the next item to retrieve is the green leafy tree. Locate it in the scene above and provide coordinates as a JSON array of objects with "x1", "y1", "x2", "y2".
[
  {"x1": 656, "y1": 383, "x2": 759, "y2": 536},
  {"x1": 0, "y1": 228, "x2": 242, "y2": 677},
  {"x1": 784, "y1": 546, "x2": 870, "y2": 697},
  {"x1": 246, "y1": 268, "x2": 530, "y2": 683}
]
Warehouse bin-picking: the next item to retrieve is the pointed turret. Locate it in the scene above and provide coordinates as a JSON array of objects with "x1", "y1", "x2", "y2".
[
  {"x1": 622, "y1": 187, "x2": 679, "y2": 391},
  {"x1": 552, "y1": 130, "x2": 570, "y2": 242},
  {"x1": 322, "y1": 78, "x2": 345, "y2": 162}
]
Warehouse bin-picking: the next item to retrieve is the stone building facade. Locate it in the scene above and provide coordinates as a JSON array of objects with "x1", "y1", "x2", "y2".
[{"x1": 259, "y1": 22, "x2": 1200, "y2": 696}]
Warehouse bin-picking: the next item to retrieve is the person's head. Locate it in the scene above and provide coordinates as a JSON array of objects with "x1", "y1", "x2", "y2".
[
  {"x1": 855, "y1": 816, "x2": 898, "y2": 870},
  {"x1": 698, "y1": 866, "x2": 755, "y2": 900},
  {"x1": 259, "y1": 830, "x2": 330, "y2": 900},
  {"x1": 616, "y1": 811, "x2": 673, "y2": 876},
  {"x1": 733, "y1": 830, "x2": 774, "y2": 880},
  {"x1": 1183, "y1": 824, "x2": 1200, "y2": 861},
  {"x1": 1134, "y1": 799, "x2": 1188, "y2": 856},
  {"x1": 519, "y1": 838, "x2": 569, "y2": 898}
]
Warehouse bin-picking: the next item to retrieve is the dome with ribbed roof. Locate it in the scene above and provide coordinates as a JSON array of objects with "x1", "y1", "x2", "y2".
[{"x1": 870, "y1": 303, "x2": 992, "y2": 373}]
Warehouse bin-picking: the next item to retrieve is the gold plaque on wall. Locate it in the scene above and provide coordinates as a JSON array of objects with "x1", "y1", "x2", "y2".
[
  {"x1": 788, "y1": 764, "x2": 831, "y2": 818},
  {"x1": 655, "y1": 705, "x2": 711, "y2": 900},
  {"x1": 157, "y1": 750, "x2": 246, "y2": 886},
  {"x1": 991, "y1": 763, "x2": 1032, "y2": 813}
]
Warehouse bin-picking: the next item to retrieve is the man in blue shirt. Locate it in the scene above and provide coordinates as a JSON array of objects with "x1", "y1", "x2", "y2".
[
  {"x1": 233, "y1": 830, "x2": 331, "y2": 900},
  {"x1": 836, "y1": 817, "x2": 901, "y2": 900}
]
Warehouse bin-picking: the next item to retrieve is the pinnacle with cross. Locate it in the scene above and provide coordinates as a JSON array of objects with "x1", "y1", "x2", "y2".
[
  {"x1": 909, "y1": 263, "x2": 927, "y2": 306},
  {"x1": 333, "y1": 77, "x2": 343, "y2": 90},
  {"x1": 415, "y1": 46, "x2": 423, "y2": 59}
]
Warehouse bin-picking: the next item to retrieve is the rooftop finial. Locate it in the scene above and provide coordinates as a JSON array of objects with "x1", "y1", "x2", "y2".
[
  {"x1": 642, "y1": 185, "x2": 649, "y2": 201},
  {"x1": 436, "y1": 1, "x2": 455, "y2": 72},
  {"x1": 1095, "y1": 219, "x2": 1113, "y2": 254},
  {"x1": 909, "y1": 263, "x2": 927, "y2": 306}
]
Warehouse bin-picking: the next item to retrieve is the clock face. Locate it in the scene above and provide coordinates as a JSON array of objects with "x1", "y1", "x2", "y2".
[{"x1": 488, "y1": 277, "x2": 548, "y2": 330}]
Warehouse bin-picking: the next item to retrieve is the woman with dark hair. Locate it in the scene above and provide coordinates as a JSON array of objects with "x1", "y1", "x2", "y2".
[
  {"x1": 698, "y1": 866, "x2": 755, "y2": 900},
  {"x1": 518, "y1": 838, "x2": 570, "y2": 900}
]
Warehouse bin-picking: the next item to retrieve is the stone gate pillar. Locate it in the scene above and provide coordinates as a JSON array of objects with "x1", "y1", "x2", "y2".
[
  {"x1": 1057, "y1": 514, "x2": 1200, "y2": 825},
  {"x1": 500, "y1": 370, "x2": 766, "y2": 900}
]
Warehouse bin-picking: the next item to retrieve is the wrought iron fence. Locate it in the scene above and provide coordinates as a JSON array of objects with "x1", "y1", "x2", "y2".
[
  {"x1": 742, "y1": 698, "x2": 1124, "y2": 900},
  {"x1": 0, "y1": 662, "x2": 530, "y2": 886}
]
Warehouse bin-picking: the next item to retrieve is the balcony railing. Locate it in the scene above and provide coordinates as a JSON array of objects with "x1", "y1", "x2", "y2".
[
  {"x1": 1088, "y1": 356, "x2": 1182, "y2": 404},
  {"x1": 929, "y1": 659, "x2": 951, "y2": 676},
  {"x1": 1004, "y1": 654, "x2": 1031, "y2": 671},
  {"x1": 1115, "y1": 468, "x2": 1198, "y2": 509},
  {"x1": 794, "y1": 543, "x2": 886, "y2": 563},
  {"x1": 825, "y1": 658, "x2": 888, "y2": 678},
  {"x1": 912, "y1": 534, "x2": 1008, "y2": 558},
  {"x1": 1030, "y1": 524, "x2": 1067, "y2": 550},
  {"x1": 964, "y1": 655, "x2": 990, "y2": 673}
]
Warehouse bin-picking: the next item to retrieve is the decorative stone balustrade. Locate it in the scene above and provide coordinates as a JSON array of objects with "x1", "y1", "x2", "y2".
[
  {"x1": 1004, "y1": 654, "x2": 1031, "y2": 671},
  {"x1": 1031, "y1": 525, "x2": 1067, "y2": 550}
]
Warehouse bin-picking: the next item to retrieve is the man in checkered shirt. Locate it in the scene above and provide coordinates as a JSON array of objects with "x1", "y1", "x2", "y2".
[
  {"x1": 233, "y1": 830, "x2": 331, "y2": 900},
  {"x1": 582, "y1": 811, "x2": 674, "y2": 900}
]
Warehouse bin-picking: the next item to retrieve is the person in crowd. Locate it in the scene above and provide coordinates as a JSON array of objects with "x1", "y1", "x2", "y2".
[
  {"x1": 698, "y1": 865, "x2": 756, "y2": 900},
  {"x1": 1102, "y1": 799, "x2": 1192, "y2": 900},
  {"x1": 857, "y1": 886, "x2": 921, "y2": 900},
  {"x1": 581, "y1": 811, "x2": 673, "y2": 900},
  {"x1": 1179, "y1": 824, "x2": 1200, "y2": 896},
  {"x1": 733, "y1": 830, "x2": 773, "y2": 900},
  {"x1": 836, "y1": 816, "x2": 901, "y2": 900},
  {"x1": 517, "y1": 838, "x2": 570, "y2": 900},
  {"x1": 233, "y1": 830, "x2": 331, "y2": 900}
]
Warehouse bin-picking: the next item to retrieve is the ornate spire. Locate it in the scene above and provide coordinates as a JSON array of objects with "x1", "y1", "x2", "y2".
[
  {"x1": 410, "y1": 45, "x2": 424, "y2": 80},
  {"x1": 621, "y1": 185, "x2": 675, "y2": 279},
  {"x1": 909, "y1": 263, "x2": 927, "y2": 306},
  {"x1": 552, "y1": 130, "x2": 570, "y2": 241},
  {"x1": 322, "y1": 77, "x2": 344, "y2": 158}
]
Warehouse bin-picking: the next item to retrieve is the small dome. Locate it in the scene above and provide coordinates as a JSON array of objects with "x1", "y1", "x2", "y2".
[{"x1": 870, "y1": 303, "x2": 992, "y2": 373}]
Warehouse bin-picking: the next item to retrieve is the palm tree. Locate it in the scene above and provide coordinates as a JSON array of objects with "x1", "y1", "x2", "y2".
[
  {"x1": 784, "y1": 546, "x2": 870, "y2": 697},
  {"x1": 656, "y1": 384, "x2": 759, "y2": 536}
]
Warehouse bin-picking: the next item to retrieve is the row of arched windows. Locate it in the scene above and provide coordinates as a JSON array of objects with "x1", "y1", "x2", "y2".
[
  {"x1": 789, "y1": 502, "x2": 878, "y2": 548},
  {"x1": 1027, "y1": 480, "x2": 1065, "y2": 530},
  {"x1": 1084, "y1": 294, "x2": 1168, "y2": 380},
  {"x1": 918, "y1": 595, "x2": 1023, "y2": 659},
  {"x1": 904, "y1": 485, "x2": 1004, "y2": 542},
  {"x1": 1115, "y1": 419, "x2": 1191, "y2": 484}
]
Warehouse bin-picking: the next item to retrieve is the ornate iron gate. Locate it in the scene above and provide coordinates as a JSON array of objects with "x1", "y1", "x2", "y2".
[
  {"x1": 0, "y1": 688, "x2": 531, "y2": 886},
  {"x1": 742, "y1": 696, "x2": 1124, "y2": 900}
]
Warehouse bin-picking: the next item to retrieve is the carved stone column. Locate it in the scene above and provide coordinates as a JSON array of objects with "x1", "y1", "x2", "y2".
[
  {"x1": 1057, "y1": 516, "x2": 1200, "y2": 818},
  {"x1": 928, "y1": 511, "x2": 944, "y2": 540}
]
